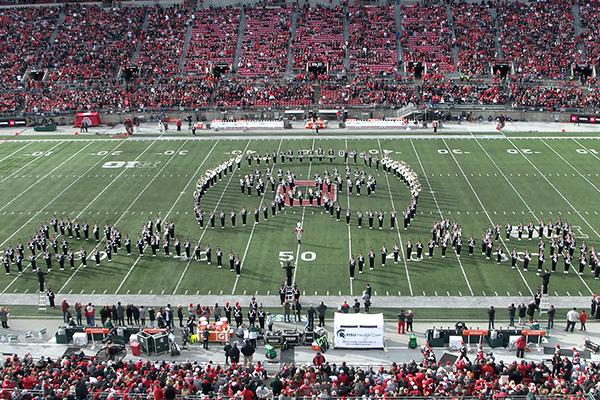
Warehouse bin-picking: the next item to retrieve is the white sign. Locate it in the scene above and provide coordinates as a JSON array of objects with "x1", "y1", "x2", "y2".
[
  {"x1": 211, "y1": 120, "x2": 283, "y2": 130},
  {"x1": 333, "y1": 312, "x2": 384, "y2": 349}
]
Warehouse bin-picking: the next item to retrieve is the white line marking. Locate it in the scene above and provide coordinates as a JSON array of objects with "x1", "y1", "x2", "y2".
[
  {"x1": 231, "y1": 138, "x2": 284, "y2": 295},
  {"x1": 377, "y1": 139, "x2": 413, "y2": 295},
  {"x1": 410, "y1": 139, "x2": 474, "y2": 295},
  {"x1": 173, "y1": 140, "x2": 247, "y2": 294}
]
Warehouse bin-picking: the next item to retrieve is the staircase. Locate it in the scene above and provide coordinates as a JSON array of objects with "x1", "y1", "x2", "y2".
[
  {"x1": 49, "y1": 9, "x2": 65, "y2": 44},
  {"x1": 231, "y1": 7, "x2": 247, "y2": 73},
  {"x1": 572, "y1": 2, "x2": 585, "y2": 56},
  {"x1": 312, "y1": 83, "x2": 321, "y2": 107},
  {"x1": 539, "y1": 293, "x2": 550, "y2": 313},
  {"x1": 342, "y1": 2, "x2": 350, "y2": 76},
  {"x1": 393, "y1": 0, "x2": 405, "y2": 76},
  {"x1": 489, "y1": 7, "x2": 503, "y2": 59},
  {"x1": 178, "y1": 18, "x2": 195, "y2": 71},
  {"x1": 284, "y1": 6, "x2": 299, "y2": 79},
  {"x1": 445, "y1": 3, "x2": 459, "y2": 70},
  {"x1": 131, "y1": 12, "x2": 150, "y2": 65},
  {"x1": 38, "y1": 292, "x2": 47, "y2": 311}
]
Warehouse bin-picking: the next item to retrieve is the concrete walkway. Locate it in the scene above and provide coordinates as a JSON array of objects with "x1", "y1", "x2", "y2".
[
  {"x1": 0, "y1": 318, "x2": 598, "y2": 369},
  {"x1": 0, "y1": 293, "x2": 592, "y2": 309}
]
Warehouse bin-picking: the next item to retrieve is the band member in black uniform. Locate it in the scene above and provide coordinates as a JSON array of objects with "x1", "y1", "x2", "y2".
[
  {"x1": 163, "y1": 240, "x2": 169, "y2": 257},
  {"x1": 564, "y1": 254, "x2": 572, "y2": 274},
  {"x1": 137, "y1": 238, "x2": 144, "y2": 256},
  {"x1": 210, "y1": 211, "x2": 216, "y2": 228},
  {"x1": 511, "y1": 249, "x2": 518, "y2": 269},
  {"x1": 229, "y1": 251, "x2": 235, "y2": 271},
  {"x1": 393, "y1": 243, "x2": 400, "y2": 263},
  {"x1": 357, "y1": 211, "x2": 363, "y2": 228},
  {"x1": 83, "y1": 222, "x2": 89, "y2": 240},
  {"x1": 357, "y1": 252, "x2": 364, "y2": 274},
  {"x1": 428, "y1": 240, "x2": 435, "y2": 258},
  {"x1": 234, "y1": 257, "x2": 241, "y2": 276},
  {"x1": 522, "y1": 250, "x2": 530, "y2": 271},
  {"x1": 468, "y1": 237, "x2": 475, "y2": 256},
  {"x1": 216, "y1": 247, "x2": 223, "y2": 269},
  {"x1": 125, "y1": 236, "x2": 131, "y2": 255},
  {"x1": 496, "y1": 246, "x2": 503, "y2": 264},
  {"x1": 15, "y1": 253, "x2": 22, "y2": 272},
  {"x1": 381, "y1": 245, "x2": 387, "y2": 267},
  {"x1": 205, "y1": 244, "x2": 212, "y2": 265},
  {"x1": 81, "y1": 248, "x2": 87, "y2": 268},
  {"x1": 67, "y1": 251, "x2": 74, "y2": 270},
  {"x1": 456, "y1": 238, "x2": 462, "y2": 257},
  {"x1": 174, "y1": 239, "x2": 181, "y2": 257},
  {"x1": 368, "y1": 211, "x2": 374, "y2": 229},
  {"x1": 416, "y1": 241, "x2": 423, "y2": 260},
  {"x1": 406, "y1": 241, "x2": 412, "y2": 261},
  {"x1": 551, "y1": 251, "x2": 558, "y2": 272},
  {"x1": 93, "y1": 248, "x2": 100, "y2": 267},
  {"x1": 57, "y1": 253, "x2": 65, "y2": 270},
  {"x1": 185, "y1": 240, "x2": 191, "y2": 259},
  {"x1": 349, "y1": 256, "x2": 355, "y2": 280},
  {"x1": 378, "y1": 212, "x2": 384, "y2": 230},
  {"x1": 537, "y1": 251, "x2": 544, "y2": 274}
]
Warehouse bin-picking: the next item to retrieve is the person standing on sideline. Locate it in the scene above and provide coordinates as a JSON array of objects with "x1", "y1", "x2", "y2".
[
  {"x1": 202, "y1": 328, "x2": 209, "y2": 350},
  {"x1": 406, "y1": 310, "x2": 414, "y2": 332},
  {"x1": 547, "y1": 305, "x2": 555, "y2": 329},
  {"x1": 316, "y1": 302, "x2": 327, "y2": 327},
  {"x1": 515, "y1": 334, "x2": 526, "y2": 358},
  {"x1": 397, "y1": 310, "x2": 406, "y2": 334},
  {"x1": 508, "y1": 303, "x2": 516, "y2": 327},
  {"x1": 566, "y1": 307, "x2": 579, "y2": 332},
  {"x1": 580, "y1": 310, "x2": 588, "y2": 331},
  {"x1": 487, "y1": 306, "x2": 495, "y2": 330},
  {"x1": 0, "y1": 307, "x2": 9, "y2": 328}
]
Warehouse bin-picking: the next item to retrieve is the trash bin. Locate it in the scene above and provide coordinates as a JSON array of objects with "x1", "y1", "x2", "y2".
[
  {"x1": 409, "y1": 333, "x2": 417, "y2": 349},
  {"x1": 265, "y1": 344, "x2": 277, "y2": 360},
  {"x1": 131, "y1": 341, "x2": 141, "y2": 356}
]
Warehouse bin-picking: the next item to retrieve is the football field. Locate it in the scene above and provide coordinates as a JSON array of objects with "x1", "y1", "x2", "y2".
[{"x1": 0, "y1": 128, "x2": 599, "y2": 302}]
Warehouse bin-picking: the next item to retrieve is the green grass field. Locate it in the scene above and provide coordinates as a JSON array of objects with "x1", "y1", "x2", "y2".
[{"x1": 1, "y1": 132, "x2": 599, "y2": 300}]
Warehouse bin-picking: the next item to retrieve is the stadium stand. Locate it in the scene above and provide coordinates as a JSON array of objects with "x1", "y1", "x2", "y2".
[
  {"x1": 237, "y1": 6, "x2": 291, "y2": 78},
  {"x1": 0, "y1": 352, "x2": 598, "y2": 398},
  {"x1": 0, "y1": 2, "x2": 599, "y2": 114},
  {"x1": 348, "y1": 5, "x2": 397, "y2": 77}
]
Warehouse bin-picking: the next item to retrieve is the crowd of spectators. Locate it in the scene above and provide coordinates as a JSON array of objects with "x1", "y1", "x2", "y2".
[
  {"x1": 497, "y1": 0, "x2": 577, "y2": 80},
  {"x1": 0, "y1": 7, "x2": 59, "y2": 88},
  {"x1": 212, "y1": 79, "x2": 313, "y2": 108},
  {"x1": 184, "y1": 7, "x2": 240, "y2": 76},
  {"x1": 451, "y1": 3, "x2": 497, "y2": 77},
  {"x1": 292, "y1": 5, "x2": 345, "y2": 79},
  {"x1": 36, "y1": 5, "x2": 144, "y2": 83},
  {"x1": 0, "y1": 348, "x2": 599, "y2": 399},
  {"x1": 348, "y1": 6, "x2": 398, "y2": 77},
  {"x1": 134, "y1": 4, "x2": 194, "y2": 80},
  {"x1": 400, "y1": 3, "x2": 455, "y2": 74},
  {"x1": 320, "y1": 78, "x2": 417, "y2": 108},
  {"x1": 2, "y1": 2, "x2": 600, "y2": 114},
  {"x1": 579, "y1": 0, "x2": 600, "y2": 65},
  {"x1": 237, "y1": 6, "x2": 291, "y2": 78}
]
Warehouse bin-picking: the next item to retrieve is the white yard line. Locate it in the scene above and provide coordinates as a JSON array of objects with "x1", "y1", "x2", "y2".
[
  {"x1": 172, "y1": 140, "x2": 251, "y2": 295},
  {"x1": 0, "y1": 142, "x2": 33, "y2": 164},
  {"x1": 0, "y1": 142, "x2": 89, "y2": 213},
  {"x1": 440, "y1": 136, "x2": 534, "y2": 295},
  {"x1": 409, "y1": 139, "x2": 474, "y2": 295},
  {"x1": 291, "y1": 138, "x2": 316, "y2": 287},
  {"x1": 467, "y1": 129, "x2": 597, "y2": 294},
  {"x1": 0, "y1": 143, "x2": 60, "y2": 185},
  {"x1": 231, "y1": 138, "x2": 284, "y2": 295},
  {"x1": 121, "y1": 140, "x2": 223, "y2": 295},
  {"x1": 344, "y1": 138, "x2": 354, "y2": 296},
  {"x1": 0, "y1": 141, "x2": 128, "y2": 249},
  {"x1": 63, "y1": 140, "x2": 190, "y2": 294},
  {"x1": 377, "y1": 139, "x2": 413, "y2": 296}
]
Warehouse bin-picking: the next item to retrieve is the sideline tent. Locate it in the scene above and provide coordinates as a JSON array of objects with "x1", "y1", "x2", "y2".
[
  {"x1": 333, "y1": 312, "x2": 384, "y2": 349},
  {"x1": 74, "y1": 112, "x2": 101, "y2": 127}
]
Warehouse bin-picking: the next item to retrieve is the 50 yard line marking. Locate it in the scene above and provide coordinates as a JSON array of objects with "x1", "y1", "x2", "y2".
[
  {"x1": 291, "y1": 138, "x2": 316, "y2": 287},
  {"x1": 172, "y1": 139, "x2": 251, "y2": 295},
  {"x1": 58, "y1": 140, "x2": 187, "y2": 293},
  {"x1": 231, "y1": 138, "x2": 284, "y2": 295},
  {"x1": 409, "y1": 139, "x2": 474, "y2": 295},
  {"x1": 441, "y1": 135, "x2": 533, "y2": 295},
  {"x1": 344, "y1": 138, "x2": 353, "y2": 296},
  {"x1": 377, "y1": 138, "x2": 413, "y2": 296}
]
